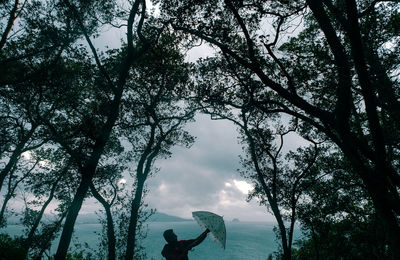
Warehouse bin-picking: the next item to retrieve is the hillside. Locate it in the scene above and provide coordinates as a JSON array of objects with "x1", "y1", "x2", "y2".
[{"x1": 5, "y1": 211, "x2": 190, "y2": 225}]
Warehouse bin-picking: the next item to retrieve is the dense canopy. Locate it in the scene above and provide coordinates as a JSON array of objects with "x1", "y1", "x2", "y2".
[{"x1": 0, "y1": 0, "x2": 399, "y2": 259}]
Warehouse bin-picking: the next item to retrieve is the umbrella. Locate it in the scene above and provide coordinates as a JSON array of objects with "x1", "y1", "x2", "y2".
[{"x1": 192, "y1": 211, "x2": 226, "y2": 249}]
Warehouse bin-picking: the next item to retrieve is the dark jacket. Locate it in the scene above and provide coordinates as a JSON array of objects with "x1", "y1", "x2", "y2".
[
  {"x1": 161, "y1": 240, "x2": 195, "y2": 260},
  {"x1": 161, "y1": 230, "x2": 208, "y2": 260}
]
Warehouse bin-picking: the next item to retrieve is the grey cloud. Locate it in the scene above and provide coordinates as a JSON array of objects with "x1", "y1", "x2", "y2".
[{"x1": 145, "y1": 115, "x2": 275, "y2": 222}]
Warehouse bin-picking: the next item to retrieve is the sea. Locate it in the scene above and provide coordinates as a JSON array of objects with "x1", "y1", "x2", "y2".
[{"x1": 4, "y1": 221, "x2": 300, "y2": 260}]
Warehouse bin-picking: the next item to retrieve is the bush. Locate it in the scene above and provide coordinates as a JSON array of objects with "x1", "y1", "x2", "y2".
[{"x1": 0, "y1": 233, "x2": 27, "y2": 260}]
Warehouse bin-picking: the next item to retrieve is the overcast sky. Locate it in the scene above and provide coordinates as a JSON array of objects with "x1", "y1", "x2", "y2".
[
  {"x1": 75, "y1": 29, "x2": 277, "y2": 222},
  {"x1": 73, "y1": 113, "x2": 274, "y2": 222},
  {"x1": 144, "y1": 114, "x2": 275, "y2": 222},
  {"x1": 137, "y1": 42, "x2": 275, "y2": 222},
  {"x1": 7, "y1": 20, "x2": 279, "y2": 223}
]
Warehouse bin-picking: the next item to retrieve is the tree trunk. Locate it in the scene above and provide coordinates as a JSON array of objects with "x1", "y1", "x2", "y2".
[
  {"x1": 0, "y1": 0, "x2": 20, "y2": 51},
  {"x1": 270, "y1": 201, "x2": 291, "y2": 260},
  {"x1": 124, "y1": 176, "x2": 146, "y2": 260},
  {"x1": 339, "y1": 139, "x2": 400, "y2": 259},
  {"x1": 288, "y1": 206, "x2": 296, "y2": 252},
  {"x1": 34, "y1": 210, "x2": 68, "y2": 260},
  {"x1": 376, "y1": 206, "x2": 400, "y2": 259},
  {"x1": 54, "y1": 175, "x2": 91, "y2": 260},
  {"x1": 0, "y1": 134, "x2": 31, "y2": 191},
  {"x1": 243, "y1": 124, "x2": 291, "y2": 259},
  {"x1": 90, "y1": 184, "x2": 116, "y2": 260},
  {"x1": 24, "y1": 174, "x2": 61, "y2": 251},
  {"x1": 362, "y1": 173, "x2": 400, "y2": 259},
  {"x1": 310, "y1": 224, "x2": 320, "y2": 260},
  {"x1": 0, "y1": 163, "x2": 20, "y2": 226},
  {"x1": 104, "y1": 206, "x2": 116, "y2": 260},
  {"x1": 0, "y1": 193, "x2": 12, "y2": 226},
  {"x1": 51, "y1": 1, "x2": 144, "y2": 257},
  {"x1": 54, "y1": 83, "x2": 123, "y2": 260},
  {"x1": 0, "y1": 151, "x2": 20, "y2": 191},
  {"x1": 306, "y1": 2, "x2": 400, "y2": 257}
]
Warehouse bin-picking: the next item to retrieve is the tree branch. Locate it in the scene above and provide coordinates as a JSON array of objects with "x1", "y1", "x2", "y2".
[
  {"x1": 0, "y1": 0, "x2": 22, "y2": 50},
  {"x1": 307, "y1": 0, "x2": 353, "y2": 131},
  {"x1": 224, "y1": 0, "x2": 256, "y2": 60},
  {"x1": 63, "y1": 0, "x2": 116, "y2": 93}
]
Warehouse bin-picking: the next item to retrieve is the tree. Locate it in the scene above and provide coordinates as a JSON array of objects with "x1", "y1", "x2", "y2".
[
  {"x1": 194, "y1": 54, "x2": 325, "y2": 259},
  {"x1": 0, "y1": 0, "x2": 84, "y2": 202},
  {"x1": 239, "y1": 122, "x2": 320, "y2": 260},
  {"x1": 158, "y1": 0, "x2": 400, "y2": 257},
  {"x1": 2, "y1": 1, "x2": 195, "y2": 259},
  {"x1": 21, "y1": 150, "x2": 76, "y2": 258},
  {"x1": 90, "y1": 167, "x2": 120, "y2": 260},
  {"x1": 0, "y1": 0, "x2": 26, "y2": 51},
  {"x1": 0, "y1": 81, "x2": 48, "y2": 192},
  {"x1": 195, "y1": 80, "x2": 321, "y2": 259},
  {"x1": 293, "y1": 151, "x2": 390, "y2": 259},
  {"x1": 0, "y1": 151, "x2": 39, "y2": 227},
  {"x1": 117, "y1": 31, "x2": 196, "y2": 260},
  {"x1": 0, "y1": 233, "x2": 27, "y2": 260},
  {"x1": 25, "y1": 1, "x2": 151, "y2": 258}
]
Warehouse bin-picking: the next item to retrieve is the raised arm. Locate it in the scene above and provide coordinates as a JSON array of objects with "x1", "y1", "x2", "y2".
[{"x1": 187, "y1": 229, "x2": 210, "y2": 248}]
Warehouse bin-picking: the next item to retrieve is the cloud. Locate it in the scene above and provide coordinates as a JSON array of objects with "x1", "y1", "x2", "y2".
[
  {"x1": 233, "y1": 180, "x2": 253, "y2": 195},
  {"x1": 145, "y1": 114, "x2": 275, "y2": 222},
  {"x1": 10, "y1": 114, "x2": 275, "y2": 223},
  {"x1": 185, "y1": 44, "x2": 216, "y2": 62}
]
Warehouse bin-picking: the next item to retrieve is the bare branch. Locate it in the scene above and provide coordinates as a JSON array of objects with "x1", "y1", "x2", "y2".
[
  {"x1": 63, "y1": 0, "x2": 116, "y2": 93},
  {"x1": 224, "y1": 0, "x2": 256, "y2": 60},
  {"x1": 0, "y1": 0, "x2": 20, "y2": 50},
  {"x1": 263, "y1": 39, "x2": 297, "y2": 94}
]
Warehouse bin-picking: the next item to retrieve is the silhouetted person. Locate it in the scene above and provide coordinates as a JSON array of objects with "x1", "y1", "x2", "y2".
[{"x1": 161, "y1": 228, "x2": 210, "y2": 260}]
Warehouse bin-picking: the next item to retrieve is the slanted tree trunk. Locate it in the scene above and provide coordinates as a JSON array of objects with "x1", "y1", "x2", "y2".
[
  {"x1": 90, "y1": 183, "x2": 116, "y2": 260},
  {"x1": 124, "y1": 129, "x2": 157, "y2": 260},
  {"x1": 0, "y1": 126, "x2": 36, "y2": 191},
  {"x1": 305, "y1": 1, "x2": 400, "y2": 257},
  {"x1": 124, "y1": 120, "x2": 169, "y2": 260},
  {"x1": 54, "y1": 173, "x2": 92, "y2": 259},
  {"x1": 34, "y1": 210, "x2": 68, "y2": 260},
  {"x1": 342, "y1": 2, "x2": 400, "y2": 256},
  {"x1": 124, "y1": 175, "x2": 146, "y2": 260},
  {"x1": 54, "y1": 128, "x2": 120, "y2": 259},
  {"x1": 54, "y1": 0, "x2": 145, "y2": 257},
  {"x1": 23, "y1": 168, "x2": 65, "y2": 253},
  {"x1": 0, "y1": 159, "x2": 37, "y2": 226},
  {"x1": 242, "y1": 120, "x2": 291, "y2": 260},
  {"x1": 0, "y1": 0, "x2": 23, "y2": 51}
]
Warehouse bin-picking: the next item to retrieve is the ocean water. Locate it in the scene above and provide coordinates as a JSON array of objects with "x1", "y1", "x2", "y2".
[
  {"x1": 144, "y1": 221, "x2": 278, "y2": 260},
  {"x1": 4, "y1": 221, "x2": 292, "y2": 259}
]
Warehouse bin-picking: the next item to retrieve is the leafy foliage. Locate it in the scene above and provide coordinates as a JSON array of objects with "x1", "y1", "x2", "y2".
[
  {"x1": 158, "y1": 0, "x2": 400, "y2": 258},
  {"x1": 1, "y1": 0, "x2": 400, "y2": 259},
  {"x1": 0, "y1": 233, "x2": 27, "y2": 260}
]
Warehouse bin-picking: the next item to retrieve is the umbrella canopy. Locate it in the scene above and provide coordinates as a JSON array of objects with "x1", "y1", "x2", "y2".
[{"x1": 192, "y1": 211, "x2": 226, "y2": 249}]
